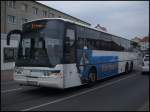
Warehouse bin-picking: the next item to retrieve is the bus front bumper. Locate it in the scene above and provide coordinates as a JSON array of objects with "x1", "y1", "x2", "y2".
[{"x1": 14, "y1": 75, "x2": 64, "y2": 89}]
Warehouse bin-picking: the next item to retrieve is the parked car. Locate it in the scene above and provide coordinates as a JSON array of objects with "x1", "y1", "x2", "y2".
[{"x1": 142, "y1": 55, "x2": 149, "y2": 74}]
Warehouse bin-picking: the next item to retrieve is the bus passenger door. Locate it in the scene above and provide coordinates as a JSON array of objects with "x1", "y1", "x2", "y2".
[{"x1": 63, "y1": 24, "x2": 83, "y2": 88}]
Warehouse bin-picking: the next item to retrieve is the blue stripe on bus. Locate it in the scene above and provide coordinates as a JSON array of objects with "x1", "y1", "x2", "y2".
[{"x1": 77, "y1": 49, "x2": 118, "y2": 80}]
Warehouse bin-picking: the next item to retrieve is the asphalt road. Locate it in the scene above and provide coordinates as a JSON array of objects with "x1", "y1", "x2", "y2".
[{"x1": 1, "y1": 70, "x2": 149, "y2": 111}]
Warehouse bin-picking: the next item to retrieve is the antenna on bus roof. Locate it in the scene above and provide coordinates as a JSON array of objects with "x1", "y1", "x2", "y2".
[{"x1": 95, "y1": 24, "x2": 107, "y2": 32}]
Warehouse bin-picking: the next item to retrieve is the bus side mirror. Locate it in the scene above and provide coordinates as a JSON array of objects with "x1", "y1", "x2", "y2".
[
  {"x1": 7, "y1": 29, "x2": 22, "y2": 46},
  {"x1": 7, "y1": 33, "x2": 11, "y2": 45}
]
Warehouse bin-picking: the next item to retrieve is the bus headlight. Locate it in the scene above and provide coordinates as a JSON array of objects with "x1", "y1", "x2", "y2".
[
  {"x1": 44, "y1": 70, "x2": 63, "y2": 78},
  {"x1": 48, "y1": 72, "x2": 63, "y2": 78}
]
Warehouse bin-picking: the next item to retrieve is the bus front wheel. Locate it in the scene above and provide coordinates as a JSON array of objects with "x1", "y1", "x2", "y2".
[{"x1": 88, "y1": 68, "x2": 97, "y2": 84}]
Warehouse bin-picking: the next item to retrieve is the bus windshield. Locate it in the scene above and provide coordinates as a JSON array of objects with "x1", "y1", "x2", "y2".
[{"x1": 16, "y1": 20, "x2": 64, "y2": 67}]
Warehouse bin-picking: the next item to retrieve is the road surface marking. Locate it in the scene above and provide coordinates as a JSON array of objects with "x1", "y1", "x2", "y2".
[
  {"x1": 1, "y1": 88, "x2": 22, "y2": 93},
  {"x1": 22, "y1": 74, "x2": 137, "y2": 111},
  {"x1": 1, "y1": 81, "x2": 16, "y2": 85}
]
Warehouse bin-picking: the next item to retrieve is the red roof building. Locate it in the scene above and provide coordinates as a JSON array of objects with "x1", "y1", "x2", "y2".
[
  {"x1": 140, "y1": 36, "x2": 149, "y2": 42},
  {"x1": 139, "y1": 36, "x2": 149, "y2": 54}
]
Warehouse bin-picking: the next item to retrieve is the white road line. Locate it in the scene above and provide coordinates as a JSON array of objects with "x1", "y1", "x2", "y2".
[
  {"x1": 22, "y1": 74, "x2": 137, "y2": 111},
  {"x1": 1, "y1": 88, "x2": 22, "y2": 93}
]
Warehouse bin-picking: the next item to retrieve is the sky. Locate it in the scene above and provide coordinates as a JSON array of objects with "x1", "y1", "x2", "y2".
[{"x1": 38, "y1": 1, "x2": 149, "y2": 40}]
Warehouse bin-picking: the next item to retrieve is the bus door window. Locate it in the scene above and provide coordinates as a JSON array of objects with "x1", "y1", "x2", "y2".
[
  {"x1": 64, "y1": 28, "x2": 75, "y2": 63},
  {"x1": 66, "y1": 29, "x2": 75, "y2": 46}
]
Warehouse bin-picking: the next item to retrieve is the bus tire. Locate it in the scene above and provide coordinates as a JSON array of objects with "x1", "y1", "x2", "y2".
[
  {"x1": 125, "y1": 62, "x2": 129, "y2": 74},
  {"x1": 130, "y1": 62, "x2": 133, "y2": 72},
  {"x1": 88, "y1": 67, "x2": 97, "y2": 84}
]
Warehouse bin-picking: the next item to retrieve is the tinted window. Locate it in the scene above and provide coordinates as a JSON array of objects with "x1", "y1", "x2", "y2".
[
  {"x1": 64, "y1": 23, "x2": 77, "y2": 64},
  {"x1": 17, "y1": 20, "x2": 64, "y2": 67},
  {"x1": 76, "y1": 24, "x2": 132, "y2": 51},
  {"x1": 45, "y1": 20, "x2": 64, "y2": 39}
]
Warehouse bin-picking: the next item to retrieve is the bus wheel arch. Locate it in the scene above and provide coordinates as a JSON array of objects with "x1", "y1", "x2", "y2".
[
  {"x1": 125, "y1": 62, "x2": 129, "y2": 73},
  {"x1": 88, "y1": 66, "x2": 97, "y2": 83}
]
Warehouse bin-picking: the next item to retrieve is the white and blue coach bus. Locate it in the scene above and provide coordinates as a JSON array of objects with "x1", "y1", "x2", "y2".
[{"x1": 7, "y1": 18, "x2": 138, "y2": 89}]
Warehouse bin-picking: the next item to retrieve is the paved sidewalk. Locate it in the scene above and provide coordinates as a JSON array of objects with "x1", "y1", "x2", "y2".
[
  {"x1": 1, "y1": 70, "x2": 14, "y2": 81},
  {"x1": 138, "y1": 100, "x2": 149, "y2": 111}
]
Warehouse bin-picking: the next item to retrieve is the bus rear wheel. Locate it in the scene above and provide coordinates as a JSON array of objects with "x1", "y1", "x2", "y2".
[
  {"x1": 129, "y1": 62, "x2": 133, "y2": 72},
  {"x1": 125, "y1": 63, "x2": 129, "y2": 74}
]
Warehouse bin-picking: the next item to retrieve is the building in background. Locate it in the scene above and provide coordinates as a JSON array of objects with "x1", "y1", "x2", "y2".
[
  {"x1": 139, "y1": 36, "x2": 149, "y2": 56},
  {"x1": 1, "y1": 1, "x2": 90, "y2": 34},
  {"x1": 1, "y1": 34, "x2": 19, "y2": 70},
  {"x1": 131, "y1": 36, "x2": 141, "y2": 51},
  {"x1": 1, "y1": 1, "x2": 91, "y2": 70},
  {"x1": 132, "y1": 36, "x2": 149, "y2": 57},
  {"x1": 131, "y1": 37, "x2": 142, "y2": 44}
]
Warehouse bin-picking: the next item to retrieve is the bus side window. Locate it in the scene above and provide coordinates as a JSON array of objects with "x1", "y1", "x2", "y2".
[
  {"x1": 77, "y1": 38, "x2": 84, "y2": 49},
  {"x1": 96, "y1": 40, "x2": 99, "y2": 50}
]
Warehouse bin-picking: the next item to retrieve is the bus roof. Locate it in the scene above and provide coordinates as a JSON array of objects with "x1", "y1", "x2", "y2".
[{"x1": 25, "y1": 18, "x2": 133, "y2": 42}]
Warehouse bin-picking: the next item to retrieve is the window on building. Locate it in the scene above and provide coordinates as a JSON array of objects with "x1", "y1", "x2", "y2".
[
  {"x1": 21, "y1": 18, "x2": 28, "y2": 24},
  {"x1": 21, "y1": 4, "x2": 28, "y2": 12},
  {"x1": 42, "y1": 10, "x2": 47, "y2": 17},
  {"x1": 8, "y1": 1, "x2": 16, "y2": 8},
  {"x1": 7, "y1": 15, "x2": 16, "y2": 24},
  {"x1": 3, "y1": 48, "x2": 17, "y2": 63},
  {"x1": 32, "y1": 7, "x2": 38, "y2": 15},
  {"x1": 49, "y1": 13, "x2": 54, "y2": 17}
]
